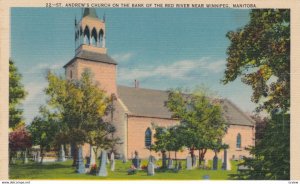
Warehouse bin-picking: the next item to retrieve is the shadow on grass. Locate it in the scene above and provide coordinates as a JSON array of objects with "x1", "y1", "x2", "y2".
[{"x1": 10, "y1": 162, "x2": 72, "y2": 170}]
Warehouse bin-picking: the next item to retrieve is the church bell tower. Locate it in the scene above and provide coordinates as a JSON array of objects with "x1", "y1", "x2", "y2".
[{"x1": 64, "y1": 8, "x2": 117, "y2": 96}]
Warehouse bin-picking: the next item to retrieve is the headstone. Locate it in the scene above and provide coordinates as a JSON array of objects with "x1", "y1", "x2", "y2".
[
  {"x1": 213, "y1": 155, "x2": 218, "y2": 170},
  {"x1": 147, "y1": 162, "x2": 155, "y2": 176},
  {"x1": 192, "y1": 156, "x2": 197, "y2": 168},
  {"x1": 58, "y1": 145, "x2": 66, "y2": 162},
  {"x1": 167, "y1": 159, "x2": 173, "y2": 169},
  {"x1": 36, "y1": 151, "x2": 41, "y2": 162},
  {"x1": 76, "y1": 146, "x2": 85, "y2": 174},
  {"x1": 148, "y1": 155, "x2": 157, "y2": 168},
  {"x1": 89, "y1": 146, "x2": 96, "y2": 168},
  {"x1": 24, "y1": 150, "x2": 28, "y2": 164},
  {"x1": 186, "y1": 156, "x2": 192, "y2": 170},
  {"x1": 162, "y1": 155, "x2": 167, "y2": 168},
  {"x1": 178, "y1": 161, "x2": 182, "y2": 170},
  {"x1": 121, "y1": 154, "x2": 127, "y2": 163},
  {"x1": 110, "y1": 152, "x2": 115, "y2": 171},
  {"x1": 132, "y1": 151, "x2": 141, "y2": 169},
  {"x1": 97, "y1": 150, "x2": 108, "y2": 176},
  {"x1": 222, "y1": 149, "x2": 230, "y2": 170}
]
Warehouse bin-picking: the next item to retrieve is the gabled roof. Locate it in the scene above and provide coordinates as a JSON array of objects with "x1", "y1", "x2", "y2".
[
  {"x1": 117, "y1": 85, "x2": 254, "y2": 126},
  {"x1": 64, "y1": 50, "x2": 117, "y2": 68}
]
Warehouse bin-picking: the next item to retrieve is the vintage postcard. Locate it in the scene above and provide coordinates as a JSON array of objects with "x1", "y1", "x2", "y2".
[{"x1": 0, "y1": 0, "x2": 299, "y2": 182}]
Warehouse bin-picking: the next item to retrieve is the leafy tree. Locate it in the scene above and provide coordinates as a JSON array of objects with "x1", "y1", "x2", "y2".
[
  {"x1": 223, "y1": 9, "x2": 290, "y2": 179},
  {"x1": 166, "y1": 126, "x2": 184, "y2": 165},
  {"x1": 9, "y1": 124, "x2": 32, "y2": 164},
  {"x1": 9, "y1": 59, "x2": 27, "y2": 128},
  {"x1": 232, "y1": 113, "x2": 289, "y2": 180},
  {"x1": 222, "y1": 9, "x2": 290, "y2": 113},
  {"x1": 152, "y1": 126, "x2": 170, "y2": 169},
  {"x1": 165, "y1": 88, "x2": 227, "y2": 166},
  {"x1": 28, "y1": 106, "x2": 59, "y2": 164},
  {"x1": 251, "y1": 115, "x2": 269, "y2": 143},
  {"x1": 44, "y1": 69, "x2": 117, "y2": 166}
]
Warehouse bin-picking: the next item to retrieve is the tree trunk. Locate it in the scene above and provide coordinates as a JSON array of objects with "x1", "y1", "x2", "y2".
[
  {"x1": 40, "y1": 147, "x2": 44, "y2": 164},
  {"x1": 175, "y1": 151, "x2": 177, "y2": 167},
  {"x1": 198, "y1": 148, "x2": 207, "y2": 166},
  {"x1": 190, "y1": 147, "x2": 195, "y2": 166},
  {"x1": 72, "y1": 144, "x2": 78, "y2": 167},
  {"x1": 162, "y1": 151, "x2": 167, "y2": 169}
]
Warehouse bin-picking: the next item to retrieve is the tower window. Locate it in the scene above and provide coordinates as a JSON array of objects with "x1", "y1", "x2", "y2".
[
  {"x1": 70, "y1": 70, "x2": 73, "y2": 79},
  {"x1": 236, "y1": 133, "x2": 241, "y2": 148},
  {"x1": 145, "y1": 128, "x2": 152, "y2": 148}
]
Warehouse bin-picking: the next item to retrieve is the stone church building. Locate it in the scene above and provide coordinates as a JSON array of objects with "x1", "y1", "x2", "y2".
[{"x1": 64, "y1": 8, "x2": 255, "y2": 161}]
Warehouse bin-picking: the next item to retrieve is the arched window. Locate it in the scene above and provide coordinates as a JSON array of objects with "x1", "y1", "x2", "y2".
[
  {"x1": 99, "y1": 29, "x2": 104, "y2": 47},
  {"x1": 91, "y1": 28, "x2": 97, "y2": 46},
  {"x1": 84, "y1": 26, "x2": 90, "y2": 45},
  {"x1": 79, "y1": 26, "x2": 83, "y2": 45},
  {"x1": 70, "y1": 70, "x2": 72, "y2": 79},
  {"x1": 236, "y1": 133, "x2": 241, "y2": 148},
  {"x1": 145, "y1": 128, "x2": 152, "y2": 147}
]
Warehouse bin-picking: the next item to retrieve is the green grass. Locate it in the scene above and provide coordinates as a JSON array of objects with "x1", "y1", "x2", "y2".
[{"x1": 10, "y1": 159, "x2": 238, "y2": 180}]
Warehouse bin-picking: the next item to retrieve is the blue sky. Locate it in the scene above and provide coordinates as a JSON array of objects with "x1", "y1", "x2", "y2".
[{"x1": 11, "y1": 8, "x2": 256, "y2": 124}]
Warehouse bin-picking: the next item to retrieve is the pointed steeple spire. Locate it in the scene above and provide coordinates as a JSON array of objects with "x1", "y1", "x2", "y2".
[{"x1": 83, "y1": 8, "x2": 98, "y2": 18}]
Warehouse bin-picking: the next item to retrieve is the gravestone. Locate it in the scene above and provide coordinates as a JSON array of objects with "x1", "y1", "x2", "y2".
[
  {"x1": 36, "y1": 151, "x2": 41, "y2": 162},
  {"x1": 186, "y1": 156, "x2": 192, "y2": 170},
  {"x1": 89, "y1": 146, "x2": 96, "y2": 168},
  {"x1": 167, "y1": 159, "x2": 173, "y2": 169},
  {"x1": 24, "y1": 150, "x2": 28, "y2": 164},
  {"x1": 58, "y1": 145, "x2": 66, "y2": 162},
  {"x1": 147, "y1": 162, "x2": 155, "y2": 176},
  {"x1": 148, "y1": 155, "x2": 157, "y2": 168},
  {"x1": 222, "y1": 149, "x2": 227, "y2": 170},
  {"x1": 213, "y1": 155, "x2": 218, "y2": 170},
  {"x1": 110, "y1": 152, "x2": 115, "y2": 171},
  {"x1": 132, "y1": 151, "x2": 141, "y2": 169},
  {"x1": 121, "y1": 154, "x2": 127, "y2": 163},
  {"x1": 178, "y1": 161, "x2": 182, "y2": 170},
  {"x1": 97, "y1": 150, "x2": 108, "y2": 176},
  {"x1": 192, "y1": 156, "x2": 197, "y2": 168},
  {"x1": 76, "y1": 146, "x2": 85, "y2": 174}
]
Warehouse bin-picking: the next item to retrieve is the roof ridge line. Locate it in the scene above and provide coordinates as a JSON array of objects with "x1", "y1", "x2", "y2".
[{"x1": 224, "y1": 98, "x2": 255, "y2": 124}]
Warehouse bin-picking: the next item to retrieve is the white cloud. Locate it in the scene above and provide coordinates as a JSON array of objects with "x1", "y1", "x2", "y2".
[
  {"x1": 26, "y1": 62, "x2": 64, "y2": 74},
  {"x1": 112, "y1": 52, "x2": 134, "y2": 62},
  {"x1": 118, "y1": 57, "x2": 225, "y2": 81}
]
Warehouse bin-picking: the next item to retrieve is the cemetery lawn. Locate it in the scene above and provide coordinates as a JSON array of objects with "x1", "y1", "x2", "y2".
[{"x1": 10, "y1": 159, "x2": 238, "y2": 180}]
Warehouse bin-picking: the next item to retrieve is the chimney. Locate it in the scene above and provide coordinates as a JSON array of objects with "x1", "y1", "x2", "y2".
[{"x1": 134, "y1": 79, "x2": 139, "y2": 88}]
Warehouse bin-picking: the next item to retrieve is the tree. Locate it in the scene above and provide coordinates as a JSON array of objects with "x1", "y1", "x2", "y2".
[
  {"x1": 223, "y1": 9, "x2": 290, "y2": 179},
  {"x1": 232, "y1": 113, "x2": 289, "y2": 180},
  {"x1": 28, "y1": 106, "x2": 59, "y2": 164},
  {"x1": 166, "y1": 126, "x2": 184, "y2": 165},
  {"x1": 251, "y1": 115, "x2": 269, "y2": 143},
  {"x1": 165, "y1": 88, "x2": 227, "y2": 166},
  {"x1": 152, "y1": 126, "x2": 170, "y2": 169},
  {"x1": 9, "y1": 124, "x2": 32, "y2": 164},
  {"x1": 222, "y1": 9, "x2": 290, "y2": 113},
  {"x1": 9, "y1": 59, "x2": 27, "y2": 128},
  {"x1": 44, "y1": 69, "x2": 117, "y2": 166}
]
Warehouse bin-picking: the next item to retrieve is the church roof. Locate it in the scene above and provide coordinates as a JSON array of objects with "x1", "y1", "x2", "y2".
[
  {"x1": 83, "y1": 8, "x2": 98, "y2": 19},
  {"x1": 117, "y1": 85, "x2": 254, "y2": 126},
  {"x1": 64, "y1": 50, "x2": 117, "y2": 68}
]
